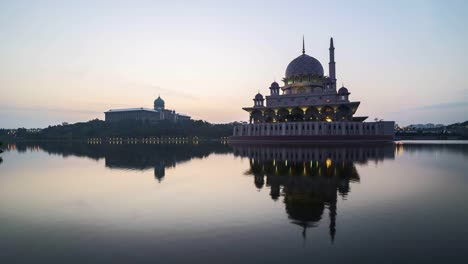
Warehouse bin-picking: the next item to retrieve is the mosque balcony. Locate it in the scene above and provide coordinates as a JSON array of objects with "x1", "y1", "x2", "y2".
[
  {"x1": 243, "y1": 101, "x2": 359, "y2": 112},
  {"x1": 242, "y1": 101, "x2": 361, "y2": 124},
  {"x1": 282, "y1": 75, "x2": 328, "y2": 86},
  {"x1": 273, "y1": 88, "x2": 337, "y2": 96},
  {"x1": 264, "y1": 95, "x2": 357, "y2": 108},
  {"x1": 281, "y1": 80, "x2": 326, "y2": 90}
]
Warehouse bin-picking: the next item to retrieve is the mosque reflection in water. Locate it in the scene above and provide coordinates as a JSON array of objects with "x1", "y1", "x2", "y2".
[
  {"x1": 233, "y1": 144, "x2": 395, "y2": 241},
  {"x1": 6, "y1": 141, "x2": 401, "y2": 241}
]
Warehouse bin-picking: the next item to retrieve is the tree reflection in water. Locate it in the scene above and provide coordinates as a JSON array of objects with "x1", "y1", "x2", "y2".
[
  {"x1": 233, "y1": 144, "x2": 395, "y2": 242},
  {"x1": 0, "y1": 141, "x2": 3, "y2": 164},
  {"x1": 7, "y1": 141, "x2": 232, "y2": 182},
  {"x1": 5, "y1": 141, "x2": 466, "y2": 243}
]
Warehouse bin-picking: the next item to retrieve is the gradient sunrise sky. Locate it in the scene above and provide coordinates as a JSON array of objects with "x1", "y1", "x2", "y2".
[{"x1": 1, "y1": 0, "x2": 467, "y2": 128}]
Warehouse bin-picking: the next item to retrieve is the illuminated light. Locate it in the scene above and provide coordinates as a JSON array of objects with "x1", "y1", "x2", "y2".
[
  {"x1": 325, "y1": 117, "x2": 332, "y2": 122},
  {"x1": 326, "y1": 158, "x2": 332, "y2": 168}
]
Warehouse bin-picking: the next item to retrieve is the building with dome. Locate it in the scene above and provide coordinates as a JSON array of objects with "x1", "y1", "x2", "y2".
[
  {"x1": 104, "y1": 96, "x2": 191, "y2": 123},
  {"x1": 229, "y1": 38, "x2": 394, "y2": 142}
]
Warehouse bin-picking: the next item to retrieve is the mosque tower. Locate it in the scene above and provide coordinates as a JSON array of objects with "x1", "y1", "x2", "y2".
[{"x1": 329, "y1": 37, "x2": 336, "y2": 90}]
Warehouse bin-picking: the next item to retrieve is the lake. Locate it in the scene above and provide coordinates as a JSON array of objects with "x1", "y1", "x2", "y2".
[{"x1": 0, "y1": 141, "x2": 467, "y2": 263}]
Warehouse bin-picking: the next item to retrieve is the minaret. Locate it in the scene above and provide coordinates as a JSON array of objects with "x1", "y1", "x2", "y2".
[
  {"x1": 329, "y1": 200, "x2": 337, "y2": 243},
  {"x1": 329, "y1": 37, "x2": 336, "y2": 89}
]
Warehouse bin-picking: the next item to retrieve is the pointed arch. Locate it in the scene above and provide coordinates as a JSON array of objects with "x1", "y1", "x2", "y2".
[
  {"x1": 277, "y1": 108, "x2": 289, "y2": 122},
  {"x1": 264, "y1": 109, "x2": 276, "y2": 123},
  {"x1": 305, "y1": 107, "x2": 320, "y2": 121},
  {"x1": 321, "y1": 106, "x2": 334, "y2": 122},
  {"x1": 290, "y1": 107, "x2": 304, "y2": 122},
  {"x1": 251, "y1": 109, "x2": 263, "y2": 124},
  {"x1": 336, "y1": 105, "x2": 352, "y2": 121}
]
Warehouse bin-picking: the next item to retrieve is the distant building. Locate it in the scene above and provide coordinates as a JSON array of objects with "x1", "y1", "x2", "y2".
[{"x1": 105, "y1": 96, "x2": 190, "y2": 123}]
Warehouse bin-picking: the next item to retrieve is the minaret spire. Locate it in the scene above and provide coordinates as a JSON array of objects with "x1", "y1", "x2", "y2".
[
  {"x1": 329, "y1": 37, "x2": 336, "y2": 90},
  {"x1": 302, "y1": 35, "x2": 305, "y2": 54},
  {"x1": 329, "y1": 202, "x2": 337, "y2": 243}
]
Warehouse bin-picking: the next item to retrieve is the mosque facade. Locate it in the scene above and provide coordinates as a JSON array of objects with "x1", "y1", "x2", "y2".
[
  {"x1": 105, "y1": 96, "x2": 191, "y2": 123},
  {"x1": 229, "y1": 38, "x2": 394, "y2": 142}
]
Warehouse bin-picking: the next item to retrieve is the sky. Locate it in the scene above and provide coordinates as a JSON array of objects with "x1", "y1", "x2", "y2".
[{"x1": 0, "y1": 0, "x2": 467, "y2": 128}]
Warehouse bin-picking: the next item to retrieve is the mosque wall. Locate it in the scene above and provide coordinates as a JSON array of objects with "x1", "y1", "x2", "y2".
[{"x1": 232, "y1": 121, "x2": 395, "y2": 137}]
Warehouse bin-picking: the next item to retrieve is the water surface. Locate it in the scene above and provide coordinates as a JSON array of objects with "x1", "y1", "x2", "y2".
[{"x1": 0, "y1": 141, "x2": 467, "y2": 263}]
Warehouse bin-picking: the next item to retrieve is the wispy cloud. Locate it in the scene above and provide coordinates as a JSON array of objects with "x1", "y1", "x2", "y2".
[
  {"x1": 411, "y1": 101, "x2": 468, "y2": 111},
  {"x1": 0, "y1": 106, "x2": 102, "y2": 115},
  {"x1": 119, "y1": 82, "x2": 199, "y2": 100},
  {"x1": 390, "y1": 101, "x2": 468, "y2": 114}
]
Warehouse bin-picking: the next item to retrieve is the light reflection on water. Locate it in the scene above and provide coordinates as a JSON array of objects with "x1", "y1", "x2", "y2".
[{"x1": 0, "y1": 141, "x2": 467, "y2": 263}]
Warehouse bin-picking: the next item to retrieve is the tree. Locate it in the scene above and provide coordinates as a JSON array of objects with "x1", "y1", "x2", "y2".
[
  {"x1": 6, "y1": 119, "x2": 234, "y2": 140},
  {"x1": 0, "y1": 141, "x2": 3, "y2": 164}
]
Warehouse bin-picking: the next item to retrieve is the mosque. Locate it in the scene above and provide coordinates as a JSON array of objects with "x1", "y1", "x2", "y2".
[
  {"x1": 105, "y1": 96, "x2": 191, "y2": 123},
  {"x1": 229, "y1": 37, "x2": 394, "y2": 142}
]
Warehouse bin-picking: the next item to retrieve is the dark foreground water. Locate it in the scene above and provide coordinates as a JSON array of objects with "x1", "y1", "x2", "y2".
[{"x1": 0, "y1": 141, "x2": 467, "y2": 263}]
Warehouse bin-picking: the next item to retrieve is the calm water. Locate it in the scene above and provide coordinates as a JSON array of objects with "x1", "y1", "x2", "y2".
[{"x1": 1, "y1": 141, "x2": 467, "y2": 263}]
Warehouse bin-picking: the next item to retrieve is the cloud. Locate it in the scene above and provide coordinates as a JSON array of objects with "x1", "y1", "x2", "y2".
[
  {"x1": 390, "y1": 101, "x2": 468, "y2": 114},
  {"x1": 0, "y1": 106, "x2": 101, "y2": 115},
  {"x1": 119, "y1": 82, "x2": 199, "y2": 100},
  {"x1": 411, "y1": 101, "x2": 468, "y2": 111}
]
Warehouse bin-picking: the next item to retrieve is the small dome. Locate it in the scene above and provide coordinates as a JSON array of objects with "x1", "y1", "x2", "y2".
[
  {"x1": 285, "y1": 54, "x2": 324, "y2": 78},
  {"x1": 270, "y1": 81, "x2": 280, "y2": 89},
  {"x1": 154, "y1": 96, "x2": 165, "y2": 107},
  {"x1": 254, "y1": 93, "x2": 264, "y2": 100},
  {"x1": 338, "y1": 87, "x2": 349, "y2": 94}
]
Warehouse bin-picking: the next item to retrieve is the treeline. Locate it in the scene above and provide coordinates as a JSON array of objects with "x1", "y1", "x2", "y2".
[
  {"x1": 395, "y1": 119, "x2": 468, "y2": 140},
  {"x1": 447, "y1": 120, "x2": 468, "y2": 128},
  {"x1": 0, "y1": 142, "x2": 3, "y2": 164},
  {"x1": 0, "y1": 119, "x2": 235, "y2": 141}
]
